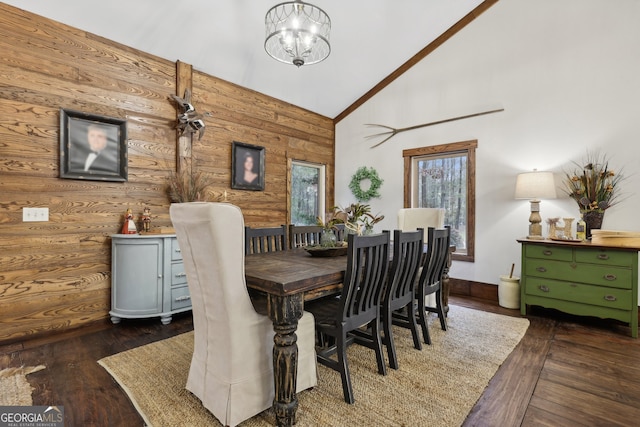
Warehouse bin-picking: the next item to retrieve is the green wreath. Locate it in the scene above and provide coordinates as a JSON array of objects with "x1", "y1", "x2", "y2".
[{"x1": 349, "y1": 166, "x2": 383, "y2": 201}]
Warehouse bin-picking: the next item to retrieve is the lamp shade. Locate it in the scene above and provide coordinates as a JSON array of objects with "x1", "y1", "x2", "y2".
[{"x1": 514, "y1": 170, "x2": 557, "y2": 200}]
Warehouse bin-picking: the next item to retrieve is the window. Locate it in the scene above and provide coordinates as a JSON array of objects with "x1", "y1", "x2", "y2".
[
  {"x1": 290, "y1": 160, "x2": 326, "y2": 225},
  {"x1": 403, "y1": 140, "x2": 476, "y2": 262}
]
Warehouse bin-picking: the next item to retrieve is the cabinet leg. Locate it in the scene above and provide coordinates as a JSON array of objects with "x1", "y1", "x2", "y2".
[
  {"x1": 160, "y1": 315, "x2": 172, "y2": 325},
  {"x1": 110, "y1": 316, "x2": 121, "y2": 324}
]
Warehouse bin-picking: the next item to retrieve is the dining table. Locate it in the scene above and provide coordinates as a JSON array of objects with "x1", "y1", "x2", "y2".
[
  {"x1": 244, "y1": 248, "x2": 345, "y2": 426},
  {"x1": 244, "y1": 245, "x2": 454, "y2": 426}
]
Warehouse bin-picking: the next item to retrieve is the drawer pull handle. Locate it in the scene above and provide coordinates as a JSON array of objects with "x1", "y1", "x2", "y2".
[
  {"x1": 536, "y1": 267, "x2": 547, "y2": 273},
  {"x1": 539, "y1": 285, "x2": 550, "y2": 292},
  {"x1": 543, "y1": 250, "x2": 553, "y2": 256},
  {"x1": 597, "y1": 254, "x2": 609, "y2": 260},
  {"x1": 175, "y1": 295, "x2": 191, "y2": 302},
  {"x1": 604, "y1": 274, "x2": 617, "y2": 281},
  {"x1": 175, "y1": 272, "x2": 187, "y2": 278},
  {"x1": 604, "y1": 295, "x2": 617, "y2": 302},
  {"x1": 175, "y1": 248, "x2": 181, "y2": 253}
]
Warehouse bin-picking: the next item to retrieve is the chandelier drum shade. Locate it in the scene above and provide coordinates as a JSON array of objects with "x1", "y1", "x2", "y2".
[{"x1": 265, "y1": 1, "x2": 331, "y2": 67}]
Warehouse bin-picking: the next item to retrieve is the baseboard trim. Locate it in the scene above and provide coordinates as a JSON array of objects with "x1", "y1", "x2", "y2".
[{"x1": 450, "y1": 278, "x2": 498, "y2": 302}]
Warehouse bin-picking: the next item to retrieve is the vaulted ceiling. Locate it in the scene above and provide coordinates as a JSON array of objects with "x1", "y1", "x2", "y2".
[{"x1": 4, "y1": 0, "x2": 486, "y2": 118}]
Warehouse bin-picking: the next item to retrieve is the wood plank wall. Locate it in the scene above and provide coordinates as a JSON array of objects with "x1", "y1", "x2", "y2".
[{"x1": 0, "y1": 3, "x2": 335, "y2": 344}]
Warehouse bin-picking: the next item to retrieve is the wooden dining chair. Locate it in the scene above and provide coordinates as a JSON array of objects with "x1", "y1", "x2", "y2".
[
  {"x1": 288, "y1": 224, "x2": 323, "y2": 248},
  {"x1": 305, "y1": 232, "x2": 390, "y2": 404},
  {"x1": 244, "y1": 225, "x2": 287, "y2": 255},
  {"x1": 415, "y1": 226, "x2": 451, "y2": 345},
  {"x1": 382, "y1": 228, "x2": 424, "y2": 369}
]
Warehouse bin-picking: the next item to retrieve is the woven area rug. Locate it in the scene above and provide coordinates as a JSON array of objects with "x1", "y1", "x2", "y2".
[
  {"x1": 0, "y1": 365, "x2": 45, "y2": 406},
  {"x1": 99, "y1": 305, "x2": 529, "y2": 426}
]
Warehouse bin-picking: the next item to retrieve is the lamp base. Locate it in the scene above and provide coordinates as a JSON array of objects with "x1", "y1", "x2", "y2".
[{"x1": 526, "y1": 235, "x2": 545, "y2": 240}]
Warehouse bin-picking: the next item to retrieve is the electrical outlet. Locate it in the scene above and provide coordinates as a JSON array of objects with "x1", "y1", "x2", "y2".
[{"x1": 23, "y1": 207, "x2": 49, "y2": 222}]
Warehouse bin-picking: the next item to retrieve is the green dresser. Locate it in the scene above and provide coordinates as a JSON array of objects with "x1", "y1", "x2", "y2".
[{"x1": 518, "y1": 239, "x2": 638, "y2": 338}]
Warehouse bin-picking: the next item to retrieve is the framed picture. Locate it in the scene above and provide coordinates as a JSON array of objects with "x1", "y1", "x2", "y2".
[
  {"x1": 59, "y1": 108, "x2": 128, "y2": 181},
  {"x1": 231, "y1": 141, "x2": 265, "y2": 191}
]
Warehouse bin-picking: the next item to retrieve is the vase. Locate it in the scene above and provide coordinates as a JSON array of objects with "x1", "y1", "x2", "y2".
[
  {"x1": 320, "y1": 229, "x2": 337, "y2": 247},
  {"x1": 582, "y1": 211, "x2": 604, "y2": 240}
]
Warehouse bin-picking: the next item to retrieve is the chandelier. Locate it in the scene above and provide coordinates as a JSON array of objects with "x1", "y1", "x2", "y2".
[{"x1": 264, "y1": 1, "x2": 331, "y2": 67}]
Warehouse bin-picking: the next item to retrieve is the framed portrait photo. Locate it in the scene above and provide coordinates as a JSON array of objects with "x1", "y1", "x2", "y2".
[
  {"x1": 231, "y1": 141, "x2": 265, "y2": 191},
  {"x1": 59, "y1": 108, "x2": 128, "y2": 181}
]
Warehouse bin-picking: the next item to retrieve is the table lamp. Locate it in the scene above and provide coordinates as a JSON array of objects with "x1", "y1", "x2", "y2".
[{"x1": 515, "y1": 169, "x2": 557, "y2": 239}]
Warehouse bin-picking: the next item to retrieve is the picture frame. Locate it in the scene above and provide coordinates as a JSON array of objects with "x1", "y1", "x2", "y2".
[
  {"x1": 231, "y1": 141, "x2": 265, "y2": 191},
  {"x1": 59, "y1": 108, "x2": 128, "y2": 181}
]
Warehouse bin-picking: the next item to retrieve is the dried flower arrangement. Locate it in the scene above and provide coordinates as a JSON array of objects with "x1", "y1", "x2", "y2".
[
  {"x1": 563, "y1": 152, "x2": 624, "y2": 213},
  {"x1": 166, "y1": 167, "x2": 214, "y2": 203}
]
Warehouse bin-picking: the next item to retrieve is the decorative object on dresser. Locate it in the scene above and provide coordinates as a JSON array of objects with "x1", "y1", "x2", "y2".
[
  {"x1": 514, "y1": 169, "x2": 557, "y2": 239},
  {"x1": 141, "y1": 207, "x2": 151, "y2": 232},
  {"x1": 120, "y1": 208, "x2": 138, "y2": 234},
  {"x1": 166, "y1": 158, "x2": 214, "y2": 203},
  {"x1": 518, "y1": 239, "x2": 638, "y2": 338},
  {"x1": 110, "y1": 234, "x2": 190, "y2": 325},
  {"x1": 562, "y1": 151, "x2": 625, "y2": 239}
]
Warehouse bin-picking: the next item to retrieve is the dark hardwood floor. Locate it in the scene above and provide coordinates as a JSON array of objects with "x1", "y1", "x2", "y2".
[{"x1": 1, "y1": 296, "x2": 639, "y2": 426}]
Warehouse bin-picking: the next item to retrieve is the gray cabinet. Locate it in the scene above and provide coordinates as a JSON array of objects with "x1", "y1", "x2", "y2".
[{"x1": 110, "y1": 234, "x2": 191, "y2": 324}]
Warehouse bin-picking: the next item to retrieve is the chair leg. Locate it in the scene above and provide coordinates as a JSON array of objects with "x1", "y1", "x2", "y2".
[
  {"x1": 407, "y1": 305, "x2": 423, "y2": 351},
  {"x1": 436, "y1": 289, "x2": 447, "y2": 331},
  {"x1": 371, "y1": 318, "x2": 387, "y2": 376},
  {"x1": 383, "y1": 305, "x2": 399, "y2": 370},
  {"x1": 337, "y1": 331, "x2": 354, "y2": 404},
  {"x1": 417, "y1": 297, "x2": 432, "y2": 345}
]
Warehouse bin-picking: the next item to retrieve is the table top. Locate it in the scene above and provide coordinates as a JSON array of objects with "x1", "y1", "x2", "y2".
[{"x1": 245, "y1": 249, "x2": 347, "y2": 297}]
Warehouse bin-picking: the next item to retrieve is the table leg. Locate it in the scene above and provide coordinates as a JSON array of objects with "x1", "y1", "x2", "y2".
[
  {"x1": 442, "y1": 247, "x2": 454, "y2": 315},
  {"x1": 267, "y1": 293, "x2": 304, "y2": 426}
]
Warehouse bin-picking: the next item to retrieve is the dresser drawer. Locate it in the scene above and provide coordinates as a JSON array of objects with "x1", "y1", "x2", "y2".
[
  {"x1": 524, "y1": 259, "x2": 632, "y2": 289},
  {"x1": 575, "y1": 248, "x2": 634, "y2": 267},
  {"x1": 171, "y1": 238, "x2": 183, "y2": 261},
  {"x1": 171, "y1": 285, "x2": 192, "y2": 311},
  {"x1": 525, "y1": 244, "x2": 573, "y2": 261},
  {"x1": 171, "y1": 262, "x2": 188, "y2": 286},
  {"x1": 525, "y1": 277, "x2": 632, "y2": 310}
]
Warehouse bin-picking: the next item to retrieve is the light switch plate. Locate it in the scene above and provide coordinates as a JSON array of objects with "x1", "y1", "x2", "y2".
[{"x1": 23, "y1": 207, "x2": 49, "y2": 222}]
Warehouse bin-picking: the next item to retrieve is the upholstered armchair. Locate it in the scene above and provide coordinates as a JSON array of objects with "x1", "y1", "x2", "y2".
[
  {"x1": 397, "y1": 207, "x2": 445, "y2": 231},
  {"x1": 170, "y1": 202, "x2": 317, "y2": 427}
]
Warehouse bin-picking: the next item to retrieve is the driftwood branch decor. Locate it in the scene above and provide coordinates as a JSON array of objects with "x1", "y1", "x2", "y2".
[
  {"x1": 365, "y1": 108, "x2": 504, "y2": 148},
  {"x1": 170, "y1": 88, "x2": 212, "y2": 140}
]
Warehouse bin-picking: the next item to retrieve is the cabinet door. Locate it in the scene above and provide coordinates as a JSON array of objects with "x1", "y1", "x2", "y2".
[{"x1": 112, "y1": 239, "x2": 163, "y2": 315}]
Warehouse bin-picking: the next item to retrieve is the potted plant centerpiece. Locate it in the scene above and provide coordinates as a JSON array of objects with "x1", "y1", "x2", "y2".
[
  {"x1": 339, "y1": 202, "x2": 384, "y2": 236},
  {"x1": 315, "y1": 206, "x2": 347, "y2": 248},
  {"x1": 563, "y1": 152, "x2": 624, "y2": 239}
]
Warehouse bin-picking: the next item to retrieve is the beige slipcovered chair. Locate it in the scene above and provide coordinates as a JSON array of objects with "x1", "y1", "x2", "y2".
[
  {"x1": 170, "y1": 202, "x2": 317, "y2": 427},
  {"x1": 397, "y1": 207, "x2": 445, "y2": 231},
  {"x1": 397, "y1": 208, "x2": 446, "y2": 311}
]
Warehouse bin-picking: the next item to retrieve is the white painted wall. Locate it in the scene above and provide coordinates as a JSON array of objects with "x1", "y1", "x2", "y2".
[{"x1": 335, "y1": 0, "x2": 640, "y2": 286}]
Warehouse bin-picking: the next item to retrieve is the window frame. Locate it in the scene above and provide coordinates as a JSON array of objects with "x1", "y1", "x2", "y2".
[
  {"x1": 403, "y1": 139, "x2": 476, "y2": 262},
  {"x1": 287, "y1": 159, "x2": 327, "y2": 225}
]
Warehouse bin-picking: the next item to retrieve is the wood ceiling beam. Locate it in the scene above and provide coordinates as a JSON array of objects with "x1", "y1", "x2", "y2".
[{"x1": 333, "y1": 0, "x2": 500, "y2": 124}]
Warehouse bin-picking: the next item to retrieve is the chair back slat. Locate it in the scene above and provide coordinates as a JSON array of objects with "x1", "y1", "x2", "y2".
[
  {"x1": 244, "y1": 225, "x2": 287, "y2": 255},
  {"x1": 387, "y1": 229, "x2": 424, "y2": 302}
]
